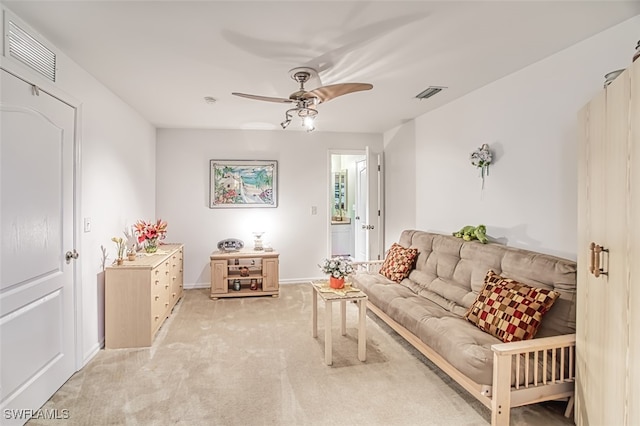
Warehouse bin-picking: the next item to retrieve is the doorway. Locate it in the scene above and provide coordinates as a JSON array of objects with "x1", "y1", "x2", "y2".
[
  {"x1": 329, "y1": 153, "x2": 365, "y2": 259},
  {"x1": 329, "y1": 149, "x2": 383, "y2": 261}
]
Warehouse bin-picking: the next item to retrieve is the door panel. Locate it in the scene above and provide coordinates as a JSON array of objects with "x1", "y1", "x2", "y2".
[
  {"x1": 601, "y1": 69, "x2": 630, "y2": 425},
  {"x1": 365, "y1": 146, "x2": 383, "y2": 261},
  {"x1": 629, "y1": 57, "x2": 640, "y2": 426},
  {"x1": 0, "y1": 69, "x2": 76, "y2": 425},
  {"x1": 576, "y1": 65, "x2": 637, "y2": 426},
  {"x1": 355, "y1": 159, "x2": 366, "y2": 261}
]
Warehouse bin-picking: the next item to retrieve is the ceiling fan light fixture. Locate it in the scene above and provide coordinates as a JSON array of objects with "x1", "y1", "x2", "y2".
[
  {"x1": 303, "y1": 116, "x2": 315, "y2": 132},
  {"x1": 233, "y1": 67, "x2": 372, "y2": 133}
]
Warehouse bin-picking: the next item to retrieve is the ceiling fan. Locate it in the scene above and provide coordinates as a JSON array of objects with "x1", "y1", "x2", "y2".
[{"x1": 232, "y1": 67, "x2": 373, "y2": 132}]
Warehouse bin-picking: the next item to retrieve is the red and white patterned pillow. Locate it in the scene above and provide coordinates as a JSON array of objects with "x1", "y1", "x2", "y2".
[
  {"x1": 379, "y1": 243, "x2": 419, "y2": 283},
  {"x1": 464, "y1": 270, "x2": 560, "y2": 343}
]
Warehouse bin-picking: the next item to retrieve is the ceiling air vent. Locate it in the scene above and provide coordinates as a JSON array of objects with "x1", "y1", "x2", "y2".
[
  {"x1": 415, "y1": 86, "x2": 446, "y2": 100},
  {"x1": 7, "y1": 19, "x2": 56, "y2": 82}
]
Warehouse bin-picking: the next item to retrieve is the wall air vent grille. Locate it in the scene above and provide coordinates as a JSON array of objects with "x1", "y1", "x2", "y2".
[
  {"x1": 415, "y1": 86, "x2": 446, "y2": 100},
  {"x1": 7, "y1": 20, "x2": 56, "y2": 82}
]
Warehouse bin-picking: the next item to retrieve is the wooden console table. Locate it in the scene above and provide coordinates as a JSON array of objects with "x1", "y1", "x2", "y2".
[{"x1": 210, "y1": 249, "x2": 279, "y2": 298}]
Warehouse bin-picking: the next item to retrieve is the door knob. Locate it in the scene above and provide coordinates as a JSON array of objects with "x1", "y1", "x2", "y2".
[{"x1": 65, "y1": 249, "x2": 79, "y2": 264}]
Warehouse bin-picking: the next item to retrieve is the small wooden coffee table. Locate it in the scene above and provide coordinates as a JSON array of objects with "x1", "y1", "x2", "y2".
[{"x1": 311, "y1": 280, "x2": 368, "y2": 365}]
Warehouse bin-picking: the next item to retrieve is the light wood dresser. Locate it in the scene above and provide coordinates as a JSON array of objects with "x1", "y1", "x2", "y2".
[
  {"x1": 105, "y1": 244, "x2": 184, "y2": 348},
  {"x1": 210, "y1": 249, "x2": 279, "y2": 298}
]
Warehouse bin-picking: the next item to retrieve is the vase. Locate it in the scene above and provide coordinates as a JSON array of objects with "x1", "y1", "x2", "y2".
[
  {"x1": 144, "y1": 238, "x2": 158, "y2": 253},
  {"x1": 329, "y1": 276, "x2": 345, "y2": 289}
]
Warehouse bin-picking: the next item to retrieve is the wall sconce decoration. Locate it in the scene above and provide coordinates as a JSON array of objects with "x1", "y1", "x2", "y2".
[{"x1": 470, "y1": 144, "x2": 493, "y2": 189}]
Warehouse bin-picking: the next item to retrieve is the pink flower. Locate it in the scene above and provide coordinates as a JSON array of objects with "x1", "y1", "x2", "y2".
[{"x1": 134, "y1": 219, "x2": 168, "y2": 243}]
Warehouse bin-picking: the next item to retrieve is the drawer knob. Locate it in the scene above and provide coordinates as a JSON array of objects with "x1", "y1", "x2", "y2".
[
  {"x1": 155, "y1": 315, "x2": 160, "y2": 321},
  {"x1": 155, "y1": 295, "x2": 159, "y2": 301},
  {"x1": 165, "y1": 284, "x2": 169, "y2": 289}
]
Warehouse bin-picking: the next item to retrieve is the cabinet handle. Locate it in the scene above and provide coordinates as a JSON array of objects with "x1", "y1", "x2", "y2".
[
  {"x1": 165, "y1": 284, "x2": 169, "y2": 289},
  {"x1": 155, "y1": 315, "x2": 160, "y2": 321},
  {"x1": 155, "y1": 280, "x2": 159, "y2": 286},
  {"x1": 155, "y1": 295, "x2": 159, "y2": 301},
  {"x1": 589, "y1": 242, "x2": 608, "y2": 278},
  {"x1": 165, "y1": 302, "x2": 169, "y2": 307}
]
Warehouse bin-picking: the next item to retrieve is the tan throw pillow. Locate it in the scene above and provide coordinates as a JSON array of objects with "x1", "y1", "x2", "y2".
[
  {"x1": 464, "y1": 270, "x2": 560, "y2": 343},
  {"x1": 379, "y1": 243, "x2": 419, "y2": 283}
]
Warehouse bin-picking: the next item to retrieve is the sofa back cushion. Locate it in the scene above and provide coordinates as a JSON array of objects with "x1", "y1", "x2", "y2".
[{"x1": 397, "y1": 230, "x2": 577, "y2": 337}]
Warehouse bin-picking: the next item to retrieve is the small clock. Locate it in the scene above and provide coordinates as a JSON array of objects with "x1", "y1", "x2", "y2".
[{"x1": 217, "y1": 238, "x2": 244, "y2": 252}]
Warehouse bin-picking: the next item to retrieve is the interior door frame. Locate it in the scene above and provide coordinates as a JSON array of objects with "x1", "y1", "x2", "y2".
[
  {"x1": 1, "y1": 60, "x2": 84, "y2": 371},
  {"x1": 326, "y1": 149, "x2": 365, "y2": 259}
]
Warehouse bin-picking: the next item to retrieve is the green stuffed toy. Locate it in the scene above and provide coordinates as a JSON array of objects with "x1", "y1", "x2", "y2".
[{"x1": 452, "y1": 224, "x2": 488, "y2": 244}]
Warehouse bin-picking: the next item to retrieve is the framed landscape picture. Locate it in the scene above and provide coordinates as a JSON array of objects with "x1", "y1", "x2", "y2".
[{"x1": 210, "y1": 160, "x2": 278, "y2": 208}]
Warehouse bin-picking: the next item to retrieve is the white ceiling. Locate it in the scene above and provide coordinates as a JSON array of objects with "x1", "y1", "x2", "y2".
[{"x1": 4, "y1": 1, "x2": 639, "y2": 134}]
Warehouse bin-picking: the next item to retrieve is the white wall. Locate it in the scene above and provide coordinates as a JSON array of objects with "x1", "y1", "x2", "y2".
[
  {"x1": 156, "y1": 129, "x2": 381, "y2": 287},
  {"x1": 383, "y1": 120, "x2": 417, "y2": 246},
  {"x1": 1, "y1": 8, "x2": 157, "y2": 364},
  {"x1": 387, "y1": 15, "x2": 639, "y2": 261}
]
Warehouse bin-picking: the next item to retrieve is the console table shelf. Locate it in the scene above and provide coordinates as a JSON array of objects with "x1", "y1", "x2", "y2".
[{"x1": 210, "y1": 249, "x2": 279, "y2": 298}]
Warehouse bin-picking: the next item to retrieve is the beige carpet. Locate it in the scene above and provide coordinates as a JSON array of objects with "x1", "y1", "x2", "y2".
[{"x1": 28, "y1": 284, "x2": 573, "y2": 425}]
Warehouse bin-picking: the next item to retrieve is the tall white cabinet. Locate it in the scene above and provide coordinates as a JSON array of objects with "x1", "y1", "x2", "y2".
[{"x1": 576, "y1": 59, "x2": 639, "y2": 425}]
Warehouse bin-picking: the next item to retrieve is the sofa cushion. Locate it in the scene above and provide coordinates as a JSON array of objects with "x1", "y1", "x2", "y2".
[
  {"x1": 379, "y1": 243, "x2": 418, "y2": 282},
  {"x1": 464, "y1": 270, "x2": 560, "y2": 343}
]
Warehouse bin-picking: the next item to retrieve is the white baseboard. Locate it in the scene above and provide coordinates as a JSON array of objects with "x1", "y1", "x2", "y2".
[{"x1": 82, "y1": 340, "x2": 102, "y2": 368}]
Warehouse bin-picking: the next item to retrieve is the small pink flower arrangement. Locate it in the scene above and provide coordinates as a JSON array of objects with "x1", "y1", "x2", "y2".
[{"x1": 134, "y1": 219, "x2": 168, "y2": 243}]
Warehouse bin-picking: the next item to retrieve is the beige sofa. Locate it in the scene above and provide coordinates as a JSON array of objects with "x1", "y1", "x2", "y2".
[{"x1": 352, "y1": 230, "x2": 576, "y2": 426}]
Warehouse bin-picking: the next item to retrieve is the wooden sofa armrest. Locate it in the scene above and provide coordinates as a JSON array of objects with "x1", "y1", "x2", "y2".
[
  {"x1": 490, "y1": 334, "x2": 576, "y2": 426},
  {"x1": 352, "y1": 260, "x2": 384, "y2": 273},
  {"x1": 491, "y1": 333, "x2": 576, "y2": 355}
]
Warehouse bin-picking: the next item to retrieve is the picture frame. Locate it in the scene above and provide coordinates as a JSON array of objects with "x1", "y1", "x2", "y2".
[{"x1": 210, "y1": 160, "x2": 278, "y2": 208}]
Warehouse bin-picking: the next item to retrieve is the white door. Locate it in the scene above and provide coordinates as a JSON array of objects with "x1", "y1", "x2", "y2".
[
  {"x1": 354, "y1": 159, "x2": 367, "y2": 261},
  {"x1": 0, "y1": 69, "x2": 77, "y2": 425},
  {"x1": 354, "y1": 147, "x2": 384, "y2": 261}
]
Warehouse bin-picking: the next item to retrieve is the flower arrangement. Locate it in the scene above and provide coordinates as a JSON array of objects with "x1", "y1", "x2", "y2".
[
  {"x1": 470, "y1": 144, "x2": 492, "y2": 170},
  {"x1": 134, "y1": 219, "x2": 168, "y2": 242},
  {"x1": 134, "y1": 219, "x2": 168, "y2": 253},
  {"x1": 318, "y1": 257, "x2": 354, "y2": 279},
  {"x1": 111, "y1": 237, "x2": 126, "y2": 261},
  {"x1": 470, "y1": 144, "x2": 493, "y2": 189}
]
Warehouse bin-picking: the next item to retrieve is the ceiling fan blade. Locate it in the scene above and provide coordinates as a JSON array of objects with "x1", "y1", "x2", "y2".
[
  {"x1": 232, "y1": 92, "x2": 294, "y2": 104},
  {"x1": 304, "y1": 83, "x2": 373, "y2": 103}
]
